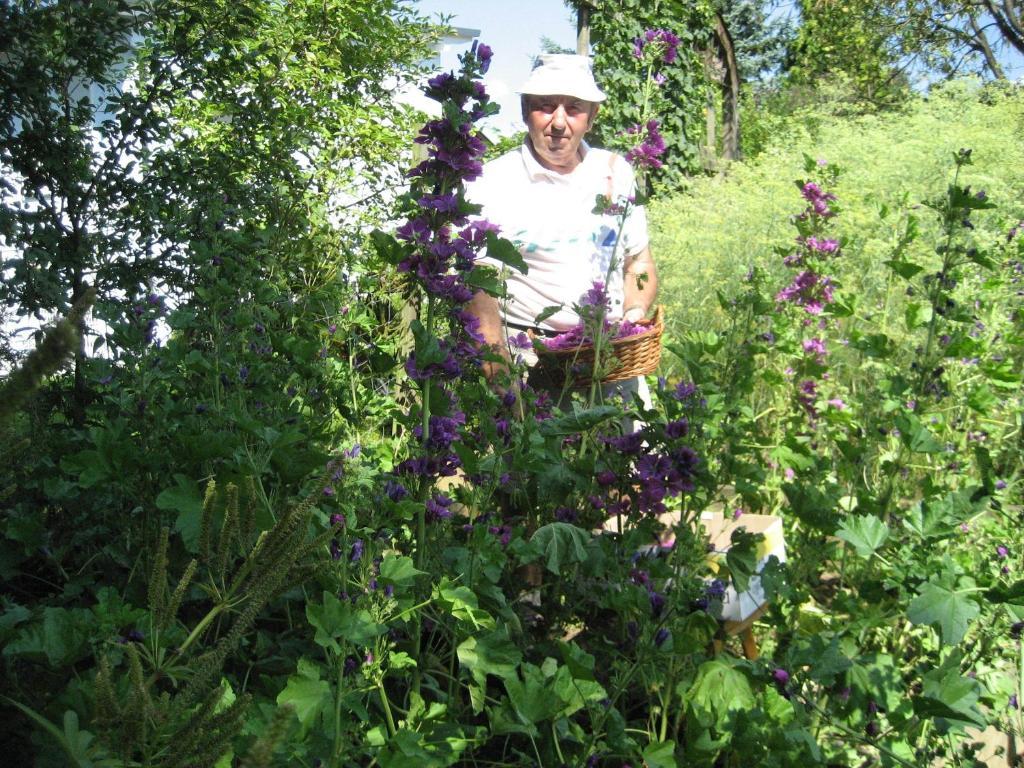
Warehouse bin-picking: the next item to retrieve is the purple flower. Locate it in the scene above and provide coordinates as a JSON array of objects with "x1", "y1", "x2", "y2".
[
  {"x1": 418, "y1": 192, "x2": 459, "y2": 213},
  {"x1": 673, "y1": 381, "x2": 698, "y2": 401},
  {"x1": 625, "y1": 119, "x2": 666, "y2": 170},
  {"x1": 706, "y1": 579, "x2": 726, "y2": 600},
  {"x1": 649, "y1": 590, "x2": 666, "y2": 617},
  {"x1": 665, "y1": 418, "x2": 689, "y2": 439},
  {"x1": 350, "y1": 539, "x2": 364, "y2": 563},
  {"x1": 385, "y1": 479, "x2": 408, "y2": 502},
  {"x1": 802, "y1": 337, "x2": 827, "y2": 361},
  {"x1": 654, "y1": 628, "x2": 670, "y2": 647},
  {"x1": 801, "y1": 181, "x2": 837, "y2": 217},
  {"x1": 772, "y1": 668, "x2": 790, "y2": 686},
  {"x1": 580, "y1": 280, "x2": 609, "y2": 308},
  {"x1": 996, "y1": 479, "x2": 1008, "y2": 490},
  {"x1": 804, "y1": 236, "x2": 839, "y2": 254},
  {"x1": 634, "y1": 28, "x2": 680, "y2": 65},
  {"x1": 425, "y1": 493, "x2": 453, "y2": 521},
  {"x1": 998, "y1": 545, "x2": 1009, "y2": 559},
  {"x1": 473, "y1": 41, "x2": 493, "y2": 73},
  {"x1": 776, "y1": 270, "x2": 834, "y2": 314}
]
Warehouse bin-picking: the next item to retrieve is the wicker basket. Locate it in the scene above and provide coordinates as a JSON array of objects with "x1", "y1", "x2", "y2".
[{"x1": 532, "y1": 305, "x2": 664, "y2": 387}]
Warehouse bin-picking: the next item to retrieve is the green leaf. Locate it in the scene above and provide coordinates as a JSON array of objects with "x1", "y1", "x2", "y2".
[
  {"x1": 725, "y1": 527, "x2": 761, "y2": 593},
  {"x1": 907, "y1": 581, "x2": 980, "y2": 645},
  {"x1": 885, "y1": 259, "x2": 924, "y2": 280},
  {"x1": 904, "y1": 302, "x2": 932, "y2": 330},
  {"x1": 504, "y1": 663, "x2": 562, "y2": 724},
  {"x1": 984, "y1": 580, "x2": 1024, "y2": 606},
  {"x1": 531, "y1": 523, "x2": 590, "y2": 574},
  {"x1": 896, "y1": 414, "x2": 944, "y2": 453},
  {"x1": 466, "y1": 265, "x2": 505, "y2": 298},
  {"x1": 558, "y1": 641, "x2": 596, "y2": 681},
  {"x1": 642, "y1": 740, "x2": 678, "y2": 768},
  {"x1": 370, "y1": 229, "x2": 409, "y2": 266},
  {"x1": 538, "y1": 404, "x2": 621, "y2": 436},
  {"x1": 457, "y1": 627, "x2": 522, "y2": 685},
  {"x1": 306, "y1": 591, "x2": 385, "y2": 651},
  {"x1": 378, "y1": 555, "x2": 426, "y2": 591},
  {"x1": 967, "y1": 384, "x2": 997, "y2": 414},
  {"x1": 914, "y1": 652, "x2": 986, "y2": 731},
  {"x1": 533, "y1": 305, "x2": 563, "y2": 324},
  {"x1": 484, "y1": 231, "x2": 528, "y2": 274},
  {"x1": 684, "y1": 659, "x2": 755, "y2": 728},
  {"x1": 435, "y1": 580, "x2": 494, "y2": 629},
  {"x1": 156, "y1": 474, "x2": 203, "y2": 553},
  {"x1": 836, "y1": 515, "x2": 889, "y2": 558},
  {"x1": 277, "y1": 658, "x2": 330, "y2": 730}
]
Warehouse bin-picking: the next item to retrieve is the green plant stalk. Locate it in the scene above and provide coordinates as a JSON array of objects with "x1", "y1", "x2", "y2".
[
  {"x1": 585, "y1": 54, "x2": 661, "y2": 408},
  {"x1": 333, "y1": 651, "x2": 346, "y2": 763},
  {"x1": 587, "y1": 196, "x2": 632, "y2": 407},
  {"x1": 377, "y1": 679, "x2": 397, "y2": 739}
]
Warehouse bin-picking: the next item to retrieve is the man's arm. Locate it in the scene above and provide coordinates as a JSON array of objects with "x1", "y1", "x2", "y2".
[
  {"x1": 466, "y1": 289, "x2": 509, "y2": 380},
  {"x1": 622, "y1": 246, "x2": 658, "y2": 323}
]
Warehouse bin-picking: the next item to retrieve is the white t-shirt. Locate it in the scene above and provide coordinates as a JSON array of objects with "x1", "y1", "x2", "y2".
[{"x1": 467, "y1": 141, "x2": 649, "y2": 332}]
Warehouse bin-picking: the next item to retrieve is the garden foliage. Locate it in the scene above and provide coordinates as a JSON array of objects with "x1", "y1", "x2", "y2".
[
  {"x1": 568, "y1": 0, "x2": 713, "y2": 190},
  {"x1": 1, "y1": 11, "x2": 1024, "y2": 768}
]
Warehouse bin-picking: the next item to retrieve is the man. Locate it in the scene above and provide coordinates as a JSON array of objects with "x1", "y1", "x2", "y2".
[{"x1": 466, "y1": 54, "x2": 658, "y2": 393}]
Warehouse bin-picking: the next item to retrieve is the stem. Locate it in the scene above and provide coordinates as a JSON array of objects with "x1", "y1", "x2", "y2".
[
  {"x1": 333, "y1": 654, "x2": 346, "y2": 762},
  {"x1": 377, "y1": 679, "x2": 398, "y2": 738}
]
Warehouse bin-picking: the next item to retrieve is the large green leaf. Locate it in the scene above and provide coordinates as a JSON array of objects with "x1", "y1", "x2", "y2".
[
  {"x1": 277, "y1": 659, "x2": 330, "y2": 731},
  {"x1": 836, "y1": 515, "x2": 889, "y2": 558},
  {"x1": 684, "y1": 659, "x2": 755, "y2": 728},
  {"x1": 725, "y1": 527, "x2": 761, "y2": 593},
  {"x1": 914, "y1": 652, "x2": 986, "y2": 731},
  {"x1": 484, "y1": 231, "x2": 528, "y2": 274},
  {"x1": 435, "y1": 580, "x2": 494, "y2": 629},
  {"x1": 457, "y1": 627, "x2": 522, "y2": 684},
  {"x1": 306, "y1": 591, "x2": 385, "y2": 652},
  {"x1": 379, "y1": 555, "x2": 426, "y2": 592},
  {"x1": 907, "y1": 581, "x2": 980, "y2": 645},
  {"x1": 538, "y1": 405, "x2": 621, "y2": 436},
  {"x1": 531, "y1": 523, "x2": 590, "y2": 574},
  {"x1": 642, "y1": 740, "x2": 678, "y2": 768},
  {"x1": 504, "y1": 663, "x2": 562, "y2": 725},
  {"x1": 155, "y1": 474, "x2": 203, "y2": 553}
]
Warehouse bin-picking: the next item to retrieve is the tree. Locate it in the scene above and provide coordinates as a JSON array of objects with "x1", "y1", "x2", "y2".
[
  {"x1": 787, "y1": 0, "x2": 1022, "y2": 99},
  {"x1": 716, "y1": 0, "x2": 795, "y2": 83},
  {"x1": 1, "y1": 0, "x2": 432, "y2": 422}
]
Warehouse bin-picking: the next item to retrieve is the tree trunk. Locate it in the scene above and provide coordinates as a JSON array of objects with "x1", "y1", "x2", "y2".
[{"x1": 577, "y1": 6, "x2": 590, "y2": 55}]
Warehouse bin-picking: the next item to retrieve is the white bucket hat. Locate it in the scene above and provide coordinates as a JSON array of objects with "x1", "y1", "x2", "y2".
[{"x1": 519, "y1": 54, "x2": 606, "y2": 103}]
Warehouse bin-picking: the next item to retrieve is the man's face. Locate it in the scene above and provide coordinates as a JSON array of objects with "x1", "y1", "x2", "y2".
[{"x1": 523, "y1": 95, "x2": 597, "y2": 173}]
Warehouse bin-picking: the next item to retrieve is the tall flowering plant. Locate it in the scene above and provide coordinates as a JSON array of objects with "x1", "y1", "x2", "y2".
[
  {"x1": 774, "y1": 157, "x2": 848, "y2": 423},
  {"x1": 367, "y1": 41, "x2": 506, "y2": 688}
]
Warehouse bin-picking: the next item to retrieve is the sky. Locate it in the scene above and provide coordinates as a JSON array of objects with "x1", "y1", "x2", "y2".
[{"x1": 413, "y1": 0, "x2": 579, "y2": 135}]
